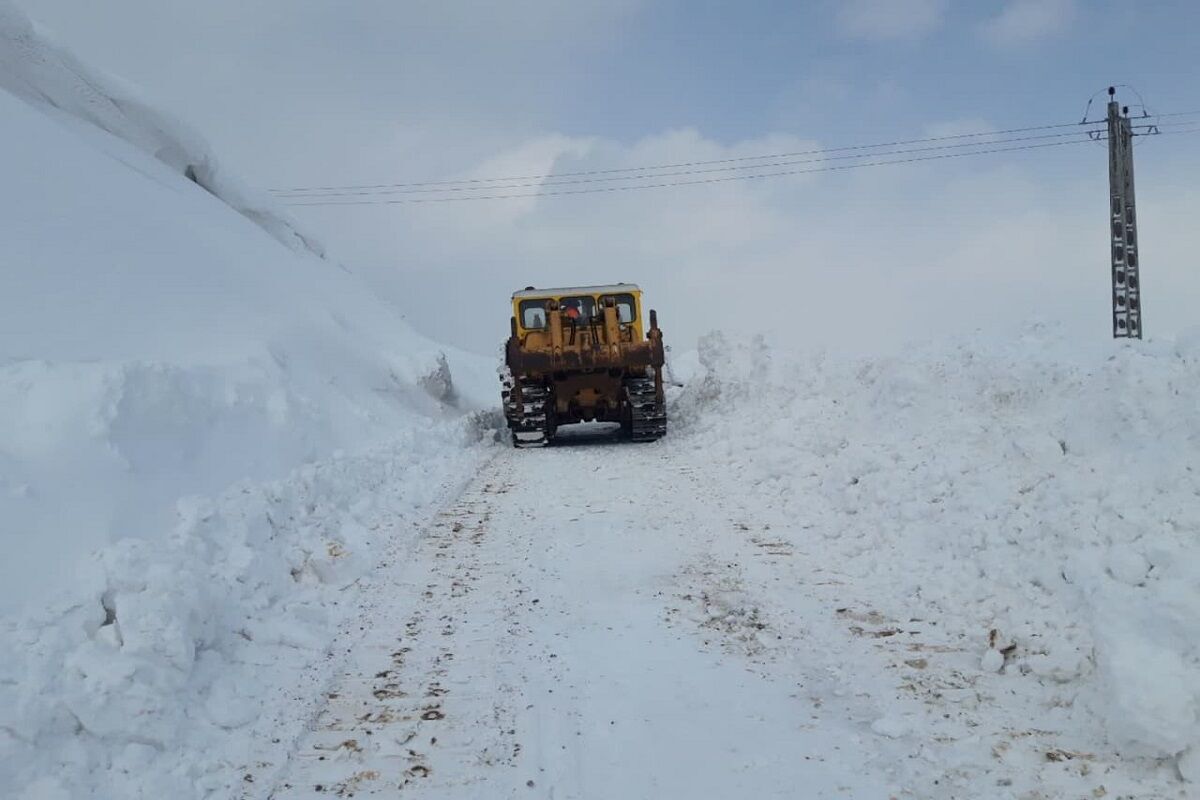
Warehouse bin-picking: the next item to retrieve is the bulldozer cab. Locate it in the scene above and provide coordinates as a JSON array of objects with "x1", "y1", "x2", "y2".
[{"x1": 513, "y1": 286, "x2": 645, "y2": 347}]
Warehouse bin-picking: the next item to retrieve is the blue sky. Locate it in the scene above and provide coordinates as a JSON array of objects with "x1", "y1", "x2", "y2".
[
  {"x1": 24, "y1": 0, "x2": 1200, "y2": 354},
  {"x1": 567, "y1": 1, "x2": 1199, "y2": 143}
]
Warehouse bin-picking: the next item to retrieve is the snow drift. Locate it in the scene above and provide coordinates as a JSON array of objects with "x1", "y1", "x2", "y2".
[
  {"x1": 0, "y1": 0, "x2": 495, "y2": 611},
  {"x1": 0, "y1": 0, "x2": 317, "y2": 255},
  {"x1": 1, "y1": 432, "x2": 485, "y2": 800},
  {"x1": 0, "y1": 4, "x2": 497, "y2": 797},
  {"x1": 674, "y1": 328, "x2": 1200, "y2": 780}
]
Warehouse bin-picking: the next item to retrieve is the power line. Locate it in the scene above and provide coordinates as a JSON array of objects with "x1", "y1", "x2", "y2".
[
  {"x1": 272, "y1": 117, "x2": 1143, "y2": 196},
  {"x1": 284, "y1": 136, "x2": 1107, "y2": 207},
  {"x1": 278, "y1": 120, "x2": 1200, "y2": 208},
  {"x1": 1157, "y1": 126, "x2": 1200, "y2": 134},
  {"x1": 278, "y1": 128, "x2": 1108, "y2": 199}
]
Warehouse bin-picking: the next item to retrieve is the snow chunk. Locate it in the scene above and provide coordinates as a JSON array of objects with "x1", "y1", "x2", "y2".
[
  {"x1": 1106, "y1": 546, "x2": 1150, "y2": 586},
  {"x1": 1093, "y1": 587, "x2": 1200, "y2": 757},
  {"x1": 980, "y1": 648, "x2": 1005, "y2": 673},
  {"x1": 1179, "y1": 747, "x2": 1200, "y2": 783},
  {"x1": 870, "y1": 715, "x2": 912, "y2": 738}
]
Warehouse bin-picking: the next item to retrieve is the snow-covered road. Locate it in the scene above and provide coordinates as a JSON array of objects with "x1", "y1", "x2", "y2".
[
  {"x1": 243, "y1": 327, "x2": 1199, "y2": 800},
  {"x1": 258, "y1": 428, "x2": 890, "y2": 799}
]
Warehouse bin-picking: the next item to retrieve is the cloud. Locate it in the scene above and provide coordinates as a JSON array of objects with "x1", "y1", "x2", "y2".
[
  {"x1": 22, "y1": 0, "x2": 1200, "y2": 358},
  {"x1": 295, "y1": 124, "x2": 1200, "y2": 358},
  {"x1": 21, "y1": 0, "x2": 647, "y2": 185},
  {"x1": 982, "y1": 0, "x2": 1077, "y2": 47},
  {"x1": 835, "y1": 0, "x2": 947, "y2": 41}
]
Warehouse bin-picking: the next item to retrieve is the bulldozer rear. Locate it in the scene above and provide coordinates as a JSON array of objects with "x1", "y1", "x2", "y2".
[{"x1": 501, "y1": 284, "x2": 666, "y2": 447}]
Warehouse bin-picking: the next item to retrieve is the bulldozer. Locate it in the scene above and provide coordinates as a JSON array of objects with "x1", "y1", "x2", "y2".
[{"x1": 501, "y1": 283, "x2": 666, "y2": 447}]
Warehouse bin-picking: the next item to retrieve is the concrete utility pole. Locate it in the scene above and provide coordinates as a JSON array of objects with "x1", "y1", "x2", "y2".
[{"x1": 1106, "y1": 87, "x2": 1142, "y2": 339}]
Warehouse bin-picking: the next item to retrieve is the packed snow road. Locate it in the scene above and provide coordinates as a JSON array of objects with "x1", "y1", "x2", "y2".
[
  {"x1": 257, "y1": 427, "x2": 889, "y2": 799},
  {"x1": 245, "y1": 326, "x2": 1199, "y2": 800}
]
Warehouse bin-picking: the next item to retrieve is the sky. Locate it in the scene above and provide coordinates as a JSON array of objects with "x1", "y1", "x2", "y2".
[{"x1": 22, "y1": 0, "x2": 1200, "y2": 356}]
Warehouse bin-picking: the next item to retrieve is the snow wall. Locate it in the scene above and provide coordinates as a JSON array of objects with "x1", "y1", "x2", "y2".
[
  {"x1": 0, "y1": 0, "x2": 497, "y2": 612},
  {"x1": 674, "y1": 328, "x2": 1200, "y2": 776},
  {"x1": 0, "y1": 0, "x2": 318, "y2": 256},
  {"x1": 0, "y1": 5, "x2": 499, "y2": 796}
]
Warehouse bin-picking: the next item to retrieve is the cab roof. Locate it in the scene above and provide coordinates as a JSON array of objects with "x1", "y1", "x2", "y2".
[{"x1": 512, "y1": 283, "x2": 640, "y2": 300}]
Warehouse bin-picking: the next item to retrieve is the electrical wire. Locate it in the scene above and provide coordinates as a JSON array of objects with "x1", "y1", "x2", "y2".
[
  {"x1": 279, "y1": 128, "x2": 1108, "y2": 199},
  {"x1": 271, "y1": 118, "x2": 1115, "y2": 195},
  {"x1": 276, "y1": 110, "x2": 1200, "y2": 197},
  {"x1": 277, "y1": 119, "x2": 1200, "y2": 207},
  {"x1": 1148, "y1": 126, "x2": 1200, "y2": 136},
  {"x1": 1151, "y1": 109, "x2": 1200, "y2": 119},
  {"x1": 284, "y1": 136, "x2": 1104, "y2": 206}
]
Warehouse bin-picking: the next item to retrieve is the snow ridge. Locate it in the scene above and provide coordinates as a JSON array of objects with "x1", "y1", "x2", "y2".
[
  {"x1": 0, "y1": 427, "x2": 491, "y2": 800},
  {"x1": 0, "y1": 0, "x2": 319, "y2": 255},
  {"x1": 0, "y1": 6, "x2": 502, "y2": 796},
  {"x1": 675, "y1": 328, "x2": 1200, "y2": 785}
]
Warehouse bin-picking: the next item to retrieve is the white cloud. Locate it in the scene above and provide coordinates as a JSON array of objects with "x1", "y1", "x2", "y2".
[
  {"x1": 24, "y1": 0, "x2": 1200, "y2": 358},
  {"x1": 835, "y1": 0, "x2": 947, "y2": 41},
  {"x1": 295, "y1": 125, "x2": 1200, "y2": 358},
  {"x1": 21, "y1": 0, "x2": 647, "y2": 186},
  {"x1": 982, "y1": 0, "x2": 1077, "y2": 47}
]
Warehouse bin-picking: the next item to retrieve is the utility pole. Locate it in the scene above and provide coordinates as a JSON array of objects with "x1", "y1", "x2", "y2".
[{"x1": 1106, "y1": 86, "x2": 1142, "y2": 339}]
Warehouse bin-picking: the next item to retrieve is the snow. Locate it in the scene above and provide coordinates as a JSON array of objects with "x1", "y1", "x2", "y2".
[
  {"x1": 0, "y1": 0, "x2": 497, "y2": 612},
  {"x1": 71, "y1": 323, "x2": 1186, "y2": 799},
  {"x1": 871, "y1": 715, "x2": 913, "y2": 739},
  {"x1": 0, "y1": 0, "x2": 317, "y2": 255},
  {"x1": 0, "y1": 5, "x2": 498, "y2": 797},
  {"x1": 672, "y1": 327, "x2": 1200, "y2": 793},
  {"x1": 980, "y1": 648, "x2": 1006, "y2": 673},
  {"x1": 2, "y1": 434, "x2": 489, "y2": 799},
  {"x1": 513, "y1": 283, "x2": 640, "y2": 299},
  {"x1": 257, "y1": 443, "x2": 894, "y2": 799},
  {"x1": 3, "y1": 1, "x2": 1198, "y2": 796},
  {"x1": 1179, "y1": 747, "x2": 1200, "y2": 784}
]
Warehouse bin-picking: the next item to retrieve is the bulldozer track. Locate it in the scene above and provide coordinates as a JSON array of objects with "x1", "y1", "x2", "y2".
[
  {"x1": 502, "y1": 285, "x2": 666, "y2": 445},
  {"x1": 624, "y1": 376, "x2": 666, "y2": 442},
  {"x1": 507, "y1": 383, "x2": 551, "y2": 448}
]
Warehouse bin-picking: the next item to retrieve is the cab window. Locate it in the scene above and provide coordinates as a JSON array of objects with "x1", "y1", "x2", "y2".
[
  {"x1": 519, "y1": 300, "x2": 548, "y2": 330},
  {"x1": 560, "y1": 296, "x2": 597, "y2": 321},
  {"x1": 601, "y1": 293, "x2": 637, "y2": 324}
]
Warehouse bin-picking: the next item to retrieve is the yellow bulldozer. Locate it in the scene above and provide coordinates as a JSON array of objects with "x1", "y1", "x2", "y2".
[{"x1": 501, "y1": 283, "x2": 666, "y2": 447}]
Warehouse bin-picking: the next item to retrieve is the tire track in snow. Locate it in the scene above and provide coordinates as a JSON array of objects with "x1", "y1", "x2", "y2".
[
  {"x1": 265, "y1": 430, "x2": 890, "y2": 798},
  {"x1": 264, "y1": 460, "x2": 536, "y2": 798}
]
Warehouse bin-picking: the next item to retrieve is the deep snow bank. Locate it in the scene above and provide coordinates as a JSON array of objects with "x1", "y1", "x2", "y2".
[
  {"x1": 0, "y1": 7, "x2": 496, "y2": 610},
  {"x1": 1, "y1": 429, "x2": 487, "y2": 800},
  {"x1": 0, "y1": 0, "x2": 316, "y2": 255},
  {"x1": 0, "y1": 3, "x2": 500, "y2": 796},
  {"x1": 674, "y1": 328, "x2": 1200, "y2": 776}
]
